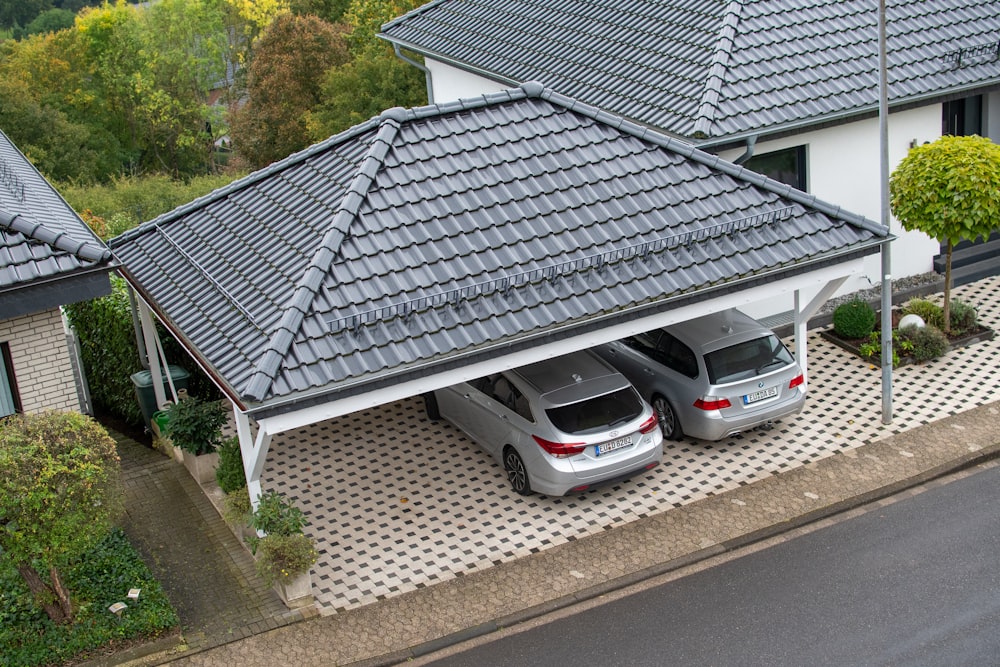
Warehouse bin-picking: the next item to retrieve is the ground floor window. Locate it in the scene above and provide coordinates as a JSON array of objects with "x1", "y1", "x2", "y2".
[
  {"x1": 0, "y1": 342, "x2": 21, "y2": 417},
  {"x1": 743, "y1": 145, "x2": 807, "y2": 191},
  {"x1": 943, "y1": 95, "x2": 982, "y2": 136}
]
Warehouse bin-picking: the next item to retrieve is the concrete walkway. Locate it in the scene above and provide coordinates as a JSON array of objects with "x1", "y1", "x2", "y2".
[{"x1": 105, "y1": 396, "x2": 1000, "y2": 666}]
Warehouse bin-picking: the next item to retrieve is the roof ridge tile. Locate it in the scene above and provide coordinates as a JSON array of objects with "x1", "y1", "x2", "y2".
[
  {"x1": 243, "y1": 116, "x2": 404, "y2": 401},
  {"x1": 693, "y1": 0, "x2": 743, "y2": 138}
]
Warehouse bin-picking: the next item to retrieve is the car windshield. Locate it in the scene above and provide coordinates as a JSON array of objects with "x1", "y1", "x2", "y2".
[
  {"x1": 545, "y1": 387, "x2": 645, "y2": 436},
  {"x1": 705, "y1": 335, "x2": 795, "y2": 384}
]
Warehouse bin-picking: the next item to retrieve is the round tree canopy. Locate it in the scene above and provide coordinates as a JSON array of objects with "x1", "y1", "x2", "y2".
[{"x1": 889, "y1": 135, "x2": 1000, "y2": 246}]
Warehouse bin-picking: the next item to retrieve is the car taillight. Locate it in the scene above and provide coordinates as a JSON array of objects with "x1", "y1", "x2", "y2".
[
  {"x1": 639, "y1": 415, "x2": 658, "y2": 434},
  {"x1": 532, "y1": 435, "x2": 586, "y2": 458},
  {"x1": 788, "y1": 374, "x2": 804, "y2": 389},
  {"x1": 693, "y1": 396, "x2": 731, "y2": 411}
]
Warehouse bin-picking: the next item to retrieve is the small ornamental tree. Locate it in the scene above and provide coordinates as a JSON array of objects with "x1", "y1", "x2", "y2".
[
  {"x1": 889, "y1": 135, "x2": 1000, "y2": 333},
  {"x1": 0, "y1": 411, "x2": 124, "y2": 624}
]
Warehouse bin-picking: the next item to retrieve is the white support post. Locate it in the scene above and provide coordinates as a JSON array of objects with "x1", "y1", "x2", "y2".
[
  {"x1": 137, "y1": 301, "x2": 167, "y2": 411},
  {"x1": 233, "y1": 406, "x2": 272, "y2": 511},
  {"x1": 792, "y1": 276, "x2": 848, "y2": 391}
]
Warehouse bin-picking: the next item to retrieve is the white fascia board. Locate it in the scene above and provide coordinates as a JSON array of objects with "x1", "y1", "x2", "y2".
[{"x1": 256, "y1": 259, "x2": 864, "y2": 435}]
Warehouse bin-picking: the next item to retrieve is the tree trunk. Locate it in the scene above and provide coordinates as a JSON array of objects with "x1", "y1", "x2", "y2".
[
  {"x1": 944, "y1": 239, "x2": 953, "y2": 335},
  {"x1": 49, "y1": 565, "x2": 74, "y2": 622},
  {"x1": 17, "y1": 562, "x2": 70, "y2": 624}
]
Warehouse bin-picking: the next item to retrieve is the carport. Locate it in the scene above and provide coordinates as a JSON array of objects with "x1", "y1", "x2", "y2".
[{"x1": 109, "y1": 82, "x2": 890, "y2": 508}]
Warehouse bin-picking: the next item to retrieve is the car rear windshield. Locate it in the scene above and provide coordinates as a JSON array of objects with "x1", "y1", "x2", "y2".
[
  {"x1": 705, "y1": 335, "x2": 795, "y2": 385},
  {"x1": 545, "y1": 387, "x2": 645, "y2": 436}
]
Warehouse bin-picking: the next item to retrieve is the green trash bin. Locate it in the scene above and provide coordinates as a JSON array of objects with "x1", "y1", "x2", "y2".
[{"x1": 131, "y1": 365, "x2": 190, "y2": 429}]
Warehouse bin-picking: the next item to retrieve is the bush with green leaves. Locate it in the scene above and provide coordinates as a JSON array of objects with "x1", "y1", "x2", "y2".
[
  {"x1": 832, "y1": 299, "x2": 877, "y2": 339},
  {"x1": 901, "y1": 298, "x2": 945, "y2": 330},
  {"x1": 64, "y1": 276, "x2": 222, "y2": 428},
  {"x1": 252, "y1": 533, "x2": 319, "y2": 586},
  {"x1": 0, "y1": 412, "x2": 124, "y2": 625},
  {"x1": 0, "y1": 528, "x2": 178, "y2": 667},
  {"x1": 250, "y1": 491, "x2": 309, "y2": 537},
  {"x1": 222, "y1": 489, "x2": 253, "y2": 529},
  {"x1": 163, "y1": 396, "x2": 227, "y2": 455},
  {"x1": 215, "y1": 436, "x2": 247, "y2": 493},
  {"x1": 948, "y1": 299, "x2": 979, "y2": 336},
  {"x1": 898, "y1": 325, "x2": 949, "y2": 362}
]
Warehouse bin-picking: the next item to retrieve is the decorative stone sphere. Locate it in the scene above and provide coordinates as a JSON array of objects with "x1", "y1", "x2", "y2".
[{"x1": 898, "y1": 313, "x2": 926, "y2": 329}]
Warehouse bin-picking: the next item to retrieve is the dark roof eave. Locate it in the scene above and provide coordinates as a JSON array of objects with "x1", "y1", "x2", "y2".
[{"x1": 244, "y1": 240, "x2": 887, "y2": 421}]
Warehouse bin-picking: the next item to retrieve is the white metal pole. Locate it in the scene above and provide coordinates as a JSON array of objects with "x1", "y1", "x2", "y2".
[{"x1": 878, "y1": 0, "x2": 893, "y2": 424}]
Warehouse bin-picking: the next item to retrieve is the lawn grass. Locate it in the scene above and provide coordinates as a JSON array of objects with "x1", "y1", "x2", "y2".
[{"x1": 0, "y1": 528, "x2": 178, "y2": 667}]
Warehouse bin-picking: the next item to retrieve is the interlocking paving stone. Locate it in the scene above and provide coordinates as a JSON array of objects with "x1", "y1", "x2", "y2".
[{"x1": 254, "y1": 277, "x2": 1000, "y2": 614}]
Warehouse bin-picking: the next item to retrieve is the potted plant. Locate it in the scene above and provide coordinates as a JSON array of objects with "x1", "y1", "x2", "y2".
[
  {"x1": 222, "y1": 488, "x2": 254, "y2": 543},
  {"x1": 214, "y1": 436, "x2": 255, "y2": 540},
  {"x1": 247, "y1": 490, "x2": 318, "y2": 608},
  {"x1": 163, "y1": 395, "x2": 227, "y2": 484}
]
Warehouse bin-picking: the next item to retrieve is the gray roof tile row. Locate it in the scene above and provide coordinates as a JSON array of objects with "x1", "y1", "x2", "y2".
[
  {"x1": 380, "y1": 0, "x2": 1000, "y2": 143},
  {"x1": 110, "y1": 84, "x2": 886, "y2": 416},
  {"x1": 0, "y1": 129, "x2": 114, "y2": 297}
]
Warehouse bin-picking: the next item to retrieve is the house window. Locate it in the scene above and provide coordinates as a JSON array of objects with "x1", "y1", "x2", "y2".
[
  {"x1": 0, "y1": 342, "x2": 21, "y2": 418},
  {"x1": 942, "y1": 95, "x2": 982, "y2": 136},
  {"x1": 743, "y1": 145, "x2": 807, "y2": 191}
]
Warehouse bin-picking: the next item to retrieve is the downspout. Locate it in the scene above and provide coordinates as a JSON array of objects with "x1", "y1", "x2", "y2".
[
  {"x1": 733, "y1": 134, "x2": 758, "y2": 165},
  {"x1": 393, "y1": 43, "x2": 434, "y2": 104}
]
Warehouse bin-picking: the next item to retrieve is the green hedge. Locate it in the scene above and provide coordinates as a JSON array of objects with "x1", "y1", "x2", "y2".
[
  {"x1": 0, "y1": 528, "x2": 178, "y2": 667},
  {"x1": 64, "y1": 275, "x2": 221, "y2": 427}
]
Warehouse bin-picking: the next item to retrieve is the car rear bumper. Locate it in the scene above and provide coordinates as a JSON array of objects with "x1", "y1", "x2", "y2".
[{"x1": 684, "y1": 390, "x2": 807, "y2": 441}]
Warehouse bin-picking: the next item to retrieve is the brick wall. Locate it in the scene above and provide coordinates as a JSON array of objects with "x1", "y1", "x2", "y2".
[{"x1": 0, "y1": 308, "x2": 81, "y2": 413}]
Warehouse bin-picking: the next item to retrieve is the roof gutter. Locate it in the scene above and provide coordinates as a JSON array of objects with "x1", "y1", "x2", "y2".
[
  {"x1": 392, "y1": 43, "x2": 435, "y2": 104},
  {"x1": 378, "y1": 35, "x2": 520, "y2": 89},
  {"x1": 733, "y1": 134, "x2": 757, "y2": 165},
  {"x1": 695, "y1": 81, "x2": 1000, "y2": 150}
]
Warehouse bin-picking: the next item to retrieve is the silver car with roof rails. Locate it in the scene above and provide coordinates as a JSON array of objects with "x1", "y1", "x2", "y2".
[
  {"x1": 593, "y1": 309, "x2": 806, "y2": 441},
  {"x1": 424, "y1": 349, "x2": 663, "y2": 496}
]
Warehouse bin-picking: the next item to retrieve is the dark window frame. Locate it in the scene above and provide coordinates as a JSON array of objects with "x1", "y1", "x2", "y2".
[
  {"x1": 744, "y1": 145, "x2": 808, "y2": 192},
  {"x1": 0, "y1": 342, "x2": 22, "y2": 417}
]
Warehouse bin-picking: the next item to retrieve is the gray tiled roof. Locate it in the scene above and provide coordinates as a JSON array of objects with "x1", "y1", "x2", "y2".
[
  {"x1": 109, "y1": 84, "x2": 887, "y2": 415},
  {"x1": 0, "y1": 129, "x2": 114, "y2": 297},
  {"x1": 380, "y1": 0, "x2": 1000, "y2": 143}
]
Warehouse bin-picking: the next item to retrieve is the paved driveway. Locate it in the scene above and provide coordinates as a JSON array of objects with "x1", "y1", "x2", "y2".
[{"x1": 256, "y1": 277, "x2": 999, "y2": 614}]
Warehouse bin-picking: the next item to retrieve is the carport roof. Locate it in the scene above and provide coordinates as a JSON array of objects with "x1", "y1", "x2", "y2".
[
  {"x1": 379, "y1": 0, "x2": 1000, "y2": 144},
  {"x1": 109, "y1": 83, "x2": 887, "y2": 419}
]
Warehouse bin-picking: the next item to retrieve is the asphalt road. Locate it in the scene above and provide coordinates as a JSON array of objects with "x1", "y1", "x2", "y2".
[{"x1": 413, "y1": 462, "x2": 1000, "y2": 667}]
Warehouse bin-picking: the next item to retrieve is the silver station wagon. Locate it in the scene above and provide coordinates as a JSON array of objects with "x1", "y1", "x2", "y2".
[
  {"x1": 593, "y1": 309, "x2": 806, "y2": 441},
  {"x1": 425, "y1": 350, "x2": 663, "y2": 496}
]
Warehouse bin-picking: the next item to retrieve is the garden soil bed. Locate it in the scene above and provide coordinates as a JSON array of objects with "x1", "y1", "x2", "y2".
[{"x1": 819, "y1": 312, "x2": 995, "y2": 368}]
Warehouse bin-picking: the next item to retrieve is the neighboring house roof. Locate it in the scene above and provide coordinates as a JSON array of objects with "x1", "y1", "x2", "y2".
[
  {"x1": 380, "y1": 0, "x2": 1000, "y2": 145},
  {"x1": 0, "y1": 130, "x2": 117, "y2": 320},
  {"x1": 110, "y1": 84, "x2": 887, "y2": 419}
]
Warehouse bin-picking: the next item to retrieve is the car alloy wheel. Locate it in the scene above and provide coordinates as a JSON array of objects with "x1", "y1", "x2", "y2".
[
  {"x1": 503, "y1": 447, "x2": 531, "y2": 495},
  {"x1": 652, "y1": 395, "x2": 681, "y2": 440}
]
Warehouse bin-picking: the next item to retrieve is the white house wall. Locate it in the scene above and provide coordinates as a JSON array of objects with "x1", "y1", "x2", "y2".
[
  {"x1": 719, "y1": 106, "x2": 944, "y2": 320},
  {"x1": 425, "y1": 60, "x2": 511, "y2": 103},
  {"x1": 0, "y1": 308, "x2": 82, "y2": 413}
]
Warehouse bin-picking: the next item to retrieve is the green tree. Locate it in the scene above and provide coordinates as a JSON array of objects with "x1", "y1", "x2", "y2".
[
  {"x1": 23, "y1": 7, "x2": 75, "y2": 36},
  {"x1": 228, "y1": 12, "x2": 349, "y2": 168},
  {"x1": 307, "y1": 54, "x2": 425, "y2": 139},
  {"x1": 341, "y1": 0, "x2": 422, "y2": 58},
  {"x1": 0, "y1": 0, "x2": 49, "y2": 30},
  {"x1": 889, "y1": 135, "x2": 1000, "y2": 332},
  {"x1": 0, "y1": 412, "x2": 124, "y2": 624},
  {"x1": 290, "y1": 0, "x2": 350, "y2": 23}
]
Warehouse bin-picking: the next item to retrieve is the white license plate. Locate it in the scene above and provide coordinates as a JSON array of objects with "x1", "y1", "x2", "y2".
[
  {"x1": 743, "y1": 386, "x2": 778, "y2": 404},
  {"x1": 596, "y1": 436, "x2": 632, "y2": 456}
]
